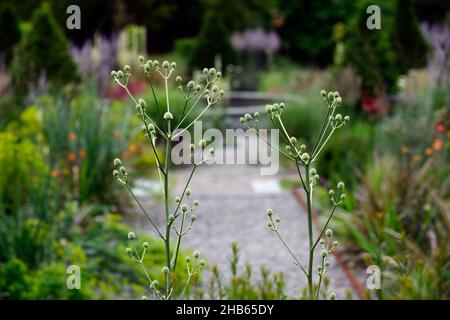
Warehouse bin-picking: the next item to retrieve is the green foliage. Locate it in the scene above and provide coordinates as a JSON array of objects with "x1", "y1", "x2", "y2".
[
  {"x1": 174, "y1": 38, "x2": 197, "y2": 59},
  {"x1": 279, "y1": 0, "x2": 356, "y2": 65},
  {"x1": 0, "y1": 5, "x2": 21, "y2": 65},
  {"x1": 392, "y1": 0, "x2": 428, "y2": 73},
  {"x1": 11, "y1": 2, "x2": 78, "y2": 98},
  {"x1": 344, "y1": 0, "x2": 399, "y2": 95},
  {"x1": 274, "y1": 98, "x2": 324, "y2": 147},
  {"x1": 37, "y1": 85, "x2": 134, "y2": 204},
  {"x1": 188, "y1": 2, "x2": 236, "y2": 71},
  {"x1": 334, "y1": 153, "x2": 450, "y2": 299},
  {"x1": 202, "y1": 243, "x2": 286, "y2": 300},
  {"x1": 317, "y1": 121, "x2": 375, "y2": 189},
  {"x1": 0, "y1": 130, "x2": 48, "y2": 214}
]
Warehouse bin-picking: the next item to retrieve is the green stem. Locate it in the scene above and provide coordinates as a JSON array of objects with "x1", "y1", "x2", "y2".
[
  {"x1": 163, "y1": 139, "x2": 172, "y2": 298},
  {"x1": 305, "y1": 164, "x2": 314, "y2": 299}
]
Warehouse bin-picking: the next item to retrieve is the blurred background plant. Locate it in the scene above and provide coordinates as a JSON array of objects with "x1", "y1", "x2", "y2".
[{"x1": 0, "y1": 0, "x2": 448, "y2": 300}]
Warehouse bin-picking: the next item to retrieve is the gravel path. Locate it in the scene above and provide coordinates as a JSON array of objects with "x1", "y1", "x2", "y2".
[{"x1": 133, "y1": 139, "x2": 357, "y2": 299}]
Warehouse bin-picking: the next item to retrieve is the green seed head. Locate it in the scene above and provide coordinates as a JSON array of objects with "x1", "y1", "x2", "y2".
[
  {"x1": 344, "y1": 115, "x2": 350, "y2": 122},
  {"x1": 290, "y1": 137, "x2": 297, "y2": 145},
  {"x1": 320, "y1": 89, "x2": 327, "y2": 97},
  {"x1": 329, "y1": 292, "x2": 336, "y2": 300},
  {"x1": 300, "y1": 144, "x2": 306, "y2": 152},
  {"x1": 266, "y1": 209, "x2": 273, "y2": 216},
  {"x1": 209, "y1": 68, "x2": 216, "y2": 76},
  {"x1": 162, "y1": 61, "x2": 170, "y2": 69},
  {"x1": 301, "y1": 153, "x2": 310, "y2": 162},
  {"x1": 138, "y1": 56, "x2": 145, "y2": 64},
  {"x1": 319, "y1": 239, "x2": 325, "y2": 245},
  {"x1": 181, "y1": 204, "x2": 188, "y2": 212},
  {"x1": 190, "y1": 215, "x2": 197, "y2": 222},
  {"x1": 199, "y1": 259, "x2": 206, "y2": 266},
  {"x1": 199, "y1": 139, "x2": 207, "y2": 148},
  {"x1": 114, "y1": 158, "x2": 122, "y2": 166},
  {"x1": 326, "y1": 229, "x2": 333, "y2": 237},
  {"x1": 185, "y1": 188, "x2": 192, "y2": 196},
  {"x1": 125, "y1": 247, "x2": 132, "y2": 255},
  {"x1": 187, "y1": 80, "x2": 195, "y2": 89},
  {"x1": 163, "y1": 112, "x2": 173, "y2": 120},
  {"x1": 193, "y1": 250, "x2": 200, "y2": 259},
  {"x1": 185, "y1": 256, "x2": 191, "y2": 263},
  {"x1": 141, "y1": 295, "x2": 148, "y2": 300},
  {"x1": 267, "y1": 221, "x2": 273, "y2": 228},
  {"x1": 162, "y1": 266, "x2": 170, "y2": 275},
  {"x1": 335, "y1": 114, "x2": 342, "y2": 121},
  {"x1": 333, "y1": 240, "x2": 339, "y2": 247},
  {"x1": 193, "y1": 200, "x2": 199, "y2": 206},
  {"x1": 113, "y1": 170, "x2": 120, "y2": 178},
  {"x1": 176, "y1": 75, "x2": 182, "y2": 83},
  {"x1": 128, "y1": 231, "x2": 136, "y2": 240},
  {"x1": 337, "y1": 181, "x2": 345, "y2": 190},
  {"x1": 124, "y1": 64, "x2": 131, "y2": 73},
  {"x1": 310, "y1": 168, "x2": 317, "y2": 175},
  {"x1": 143, "y1": 242, "x2": 149, "y2": 249},
  {"x1": 321, "y1": 250, "x2": 328, "y2": 257},
  {"x1": 328, "y1": 189, "x2": 334, "y2": 196},
  {"x1": 119, "y1": 166, "x2": 127, "y2": 175},
  {"x1": 171, "y1": 62, "x2": 176, "y2": 69}
]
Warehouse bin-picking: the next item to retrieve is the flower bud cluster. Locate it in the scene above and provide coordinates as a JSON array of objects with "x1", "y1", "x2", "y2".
[
  {"x1": 113, "y1": 158, "x2": 128, "y2": 185},
  {"x1": 328, "y1": 181, "x2": 346, "y2": 206}
]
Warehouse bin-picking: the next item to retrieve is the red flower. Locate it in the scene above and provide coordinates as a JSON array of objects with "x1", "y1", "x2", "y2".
[{"x1": 435, "y1": 122, "x2": 445, "y2": 134}]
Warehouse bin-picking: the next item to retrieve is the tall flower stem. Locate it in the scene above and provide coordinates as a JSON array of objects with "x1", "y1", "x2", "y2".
[{"x1": 305, "y1": 164, "x2": 314, "y2": 298}]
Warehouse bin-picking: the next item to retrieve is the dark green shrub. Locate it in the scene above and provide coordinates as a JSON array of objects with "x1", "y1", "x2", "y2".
[
  {"x1": 174, "y1": 38, "x2": 197, "y2": 58},
  {"x1": 392, "y1": 0, "x2": 428, "y2": 73},
  {"x1": 0, "y1": 5, "x2": 21, "y2": 65},
  {"x1": 188, "y1": 2, "x2": 236, "y2": 71},
  {"x1": 11, "y1": 2, "x2": 78, "y2": 98},
  {"x1": 0, "y1": 259, "x2": 29, "y2": 299},
  {"x1": 279, "y1": 0, "x2": 356, "y2": 65},
  {"x1": 344, "y1": 0, "x2": 399, "y2": 95}
]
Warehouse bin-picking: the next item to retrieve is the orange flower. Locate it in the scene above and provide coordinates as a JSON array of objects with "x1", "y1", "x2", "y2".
[
  {"x1": 51, "y1": 169, "x2": 59, "y2": 177},
  {"x1": 128, "y1": 144, "x2": 138, "y2": 154},
  {"x1": 432, "y1": 139, "x2": 443, "y2": 151},
  {"x1": 424, "y1": 148, "x2": 433, "y2": 156},
  {"x1": 68, "y1": 132, "x2": 76, "y2": 141},
  {"x1": 400, "y1": 146, "x2": 409, "y2": 154},
  {"x1": 114, "y1": 131, "x2": 121, "y2": 139},
  {"x1": 412, "y1": 154, "x2": 421, "y2": 162},
  {"x1": 79, "y1": 149, "x2": 87, "y2": 158},
  {"x1": 68, "y1": 152, "x2": 76, "y2": 162}
]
